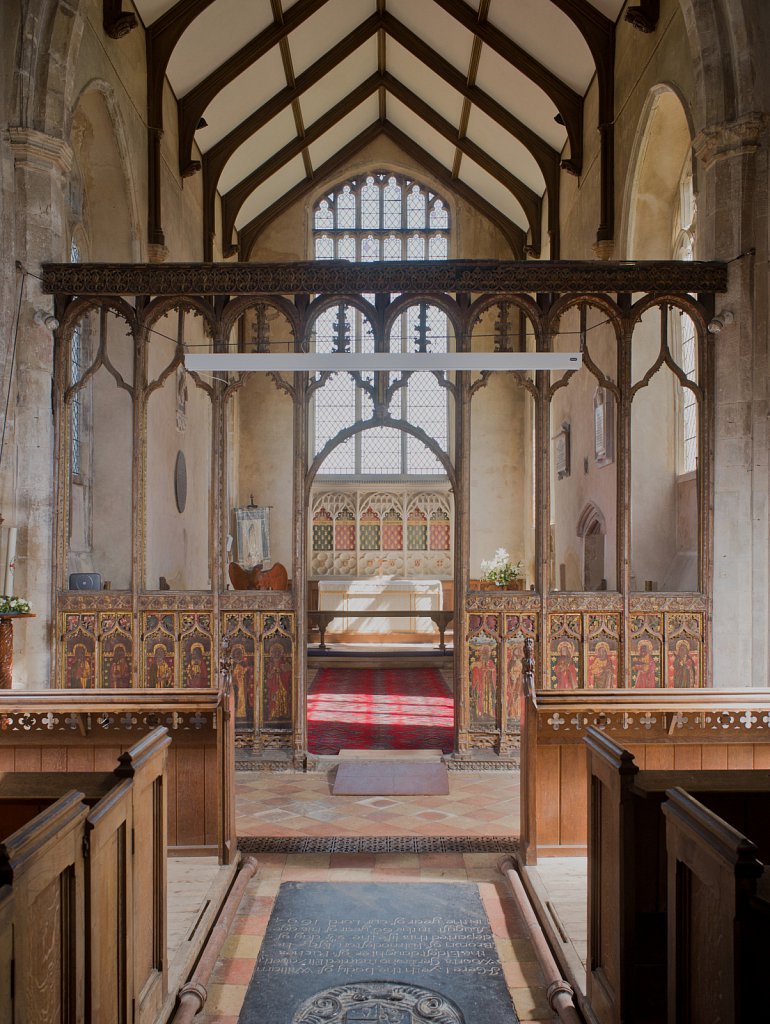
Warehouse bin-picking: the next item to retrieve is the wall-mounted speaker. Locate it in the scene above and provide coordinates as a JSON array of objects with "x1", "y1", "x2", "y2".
[{"x1": 69, "y1": 573, "x2": 102, "y2": 591}]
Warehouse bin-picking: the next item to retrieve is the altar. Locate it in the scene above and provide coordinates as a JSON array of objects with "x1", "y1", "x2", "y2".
[{"x1": 317, "y1": 578, "x2": 443, "y2": 637}]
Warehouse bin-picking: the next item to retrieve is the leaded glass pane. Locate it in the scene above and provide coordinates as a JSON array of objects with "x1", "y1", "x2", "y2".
[
  {"x1": 383, "y1": 176, "x2": 402, "y2": 229},
  {"x1": 429, "y1": 235, "x2": 448, "y2": 260},
  {"x1": 315, "y1": 199, "x2": 333, "y2": 230},
  {"x1": 383, "y1": 234, "x2": 402, "y2": 260},
  {"x1": 337, "y1": 185, "x2": 356, "y2": 229},
  {"x1": 360, "y1": 426, "x2": 402, "y2": 475},
  {"x1": 338, "y1": 235, "x2": 355, "y2": 261},
  {"x1": 407, "y1": 234, "x2": 425, "y2": 260},
  {"x1": 361, "y1": 177, "x2": 379, "y2": 229},
  {"x1": 312, "y1": 174, "x2": 450, "y2": 477},
  {"x1": 429, "y1": 199, "x2": 448, "y2": 229},
  {"x1": 407, "y1": 185, "x2": 426, "y2": 229},
  {"x1": 361, "y1": 234, "x2": 379, "y2": 261},
  {"x1": 315, "y1": 236, "x2": 334, "y2": 260}
]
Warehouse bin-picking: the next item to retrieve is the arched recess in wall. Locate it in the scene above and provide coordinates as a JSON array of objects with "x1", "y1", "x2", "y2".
[
  {"x1": 20, "y1": 0, "x2": 84, "y2": 135},
  {"x1": 623, "y1": 85, "x2": 693, "y2": 260},
  {"x1": 70, "y1": 82, "x2": 141, "y2": 261}
]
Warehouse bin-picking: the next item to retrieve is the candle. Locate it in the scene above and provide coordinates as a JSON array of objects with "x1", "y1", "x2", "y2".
[{"x1": 4, "y1": 528, "x2": 16, "y2": 596}]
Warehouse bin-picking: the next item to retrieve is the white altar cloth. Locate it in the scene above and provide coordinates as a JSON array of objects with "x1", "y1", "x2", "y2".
[{"x1": 317, "y1": 578, "x2": 443, "y2": 634}]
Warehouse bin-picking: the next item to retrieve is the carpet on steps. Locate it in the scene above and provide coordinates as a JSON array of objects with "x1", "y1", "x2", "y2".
[{"x1": 307, "y1": 666, "x2": 454, "y2": 755}]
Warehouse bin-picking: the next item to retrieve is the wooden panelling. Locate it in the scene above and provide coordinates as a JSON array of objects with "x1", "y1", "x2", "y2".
[
  {"x1": 0, "y1": 887, "x2": 12, "y2": 1022},
  {"x1": 701, "y1": 743, "x2": 729, "y2": 769},
  {"x1": 535, "y1": 745, "x2": 561, "y2": 847},
  {"x1": 559, "y1": 744, "x2": 588, "y2": 846},
  {"x1": 727, "y1": 744, "x2": 754, "y2": 769},
  {"x1": 0, "y1": 690, "x2": 235, "y2": 862},
  {"x1": 0, "y1": 729, "x2": 172, "y2": 1024},
  {"x1": 521, "y1": 690, "x2": 770, "y2": 863},
  {"x1": 673, "y1": 744, "x2": 702, "y2": 769}
]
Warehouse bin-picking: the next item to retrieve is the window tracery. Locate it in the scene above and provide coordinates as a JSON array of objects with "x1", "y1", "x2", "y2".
[{"x1": 311, "y1": 173, "x2": 451, "y2": 480}]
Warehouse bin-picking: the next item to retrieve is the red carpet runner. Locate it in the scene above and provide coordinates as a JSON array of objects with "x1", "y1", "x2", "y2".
[{"x1": 307, "y1": 666, "x2": 454, "y2": 755}]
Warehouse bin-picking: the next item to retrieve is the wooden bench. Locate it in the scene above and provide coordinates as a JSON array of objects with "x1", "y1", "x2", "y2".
[
  {"x1": 0, "y1": 688, "x2": 236, "y2": 862},
  {"x1": 663, "y1": 787, "x2": 770, "y2": 1024},
  {"x1": 0, "y1": 728, "x2": 170, "y2": 1024},
  {"x1": 586, "y1": 727, "x2": 770, "y2": 1024},
  {"x1": 520, "y1": 688, "x2": 770, "y2": 863}
]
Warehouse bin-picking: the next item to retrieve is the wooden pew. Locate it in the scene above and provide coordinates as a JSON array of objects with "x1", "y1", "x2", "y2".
[
  {"x1": 0, "y1": 688, "x2": 236, "y2": 863},
  {"x1": 0, "y1": 885, "x2": 11, "y2": 1021},
  {"x1": 0, "y1": 790, "x2": 88, "y2": 1021},
  {"x1": 586, "y1": 727, "x2": 770, "y2": 1024},
  {"x1": 663, "y1": 788, "x2": 770, "y2": 1024},
  {"x1": 520, "y1": 688, "x2": 770, "y2": 863},
  {"x1": 0, "y1": 728, "x2": 171, "y2": 1024}
]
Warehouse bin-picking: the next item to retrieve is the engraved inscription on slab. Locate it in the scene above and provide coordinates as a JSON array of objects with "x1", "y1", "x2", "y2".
[{"x1": 292, "y1": 982, "x2": 465, "y2": 1023}]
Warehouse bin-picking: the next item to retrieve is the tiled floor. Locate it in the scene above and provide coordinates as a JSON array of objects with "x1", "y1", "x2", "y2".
[
  {"x1": 192, "y1": 770, "x2": 556, "y2": 1022},
  {"x1": 236, "y1": 769, "x2": 520, "y2": 837},
  {"x1": 199, "y1": 853, "x2": 556, "y2": 1023}
]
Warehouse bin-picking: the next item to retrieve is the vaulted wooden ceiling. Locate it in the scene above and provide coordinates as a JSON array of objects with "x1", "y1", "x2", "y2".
[{"x1": 113, "y1": 0, "x2": 656, "y2": 260}]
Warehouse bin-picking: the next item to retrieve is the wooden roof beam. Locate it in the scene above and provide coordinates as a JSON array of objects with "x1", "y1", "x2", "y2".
[
  {"x1": 382, "y1": 11, "x2": 560, "y2": 255},
  {"x1": 237, "y1": 120, "x2": 526, "y2": 260},
  {"x1": 383, "y1": 74, "x2": 541, "y2": 255},
  {"x1": 221, "y1": 76, "x2": 382, "y2": 250},
  {"x1": 547, "y1": 0, "x2": 616, "y2": 244},
  {"x1": 430, "y1": 0, "x2": 583, "y2": 174},
  {"x1": 202, "y1": 12, "x2": 382, "y2": 259},
  {"x1": 177, "y1": 0, "x2": 331, "y2": 177}
]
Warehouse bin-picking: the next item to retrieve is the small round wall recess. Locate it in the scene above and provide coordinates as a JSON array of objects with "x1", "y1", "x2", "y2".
[{"x1": 174, "y1": 450, "x2": 187, "y2": 513}]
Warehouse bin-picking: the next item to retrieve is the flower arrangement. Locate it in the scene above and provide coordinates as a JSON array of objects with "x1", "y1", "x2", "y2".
[
  {"x1": 0, "y1": 596, "x2": 31, "y2": 614},
  {"x1": 480, "y1": 549, "x2": 522, "y2": 586}
]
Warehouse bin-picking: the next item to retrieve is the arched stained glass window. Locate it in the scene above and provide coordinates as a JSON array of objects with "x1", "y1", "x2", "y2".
[{"x1": 312, "y1": 173, "x2": 451, "y2": 479}]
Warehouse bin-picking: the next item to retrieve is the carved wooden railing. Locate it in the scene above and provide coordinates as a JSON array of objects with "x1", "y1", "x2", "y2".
[
  {"x1": 0, "y1": 689, "x2": 236, "y2": 862},
  {"x1": 520, "y1": 688, "x2": 770, "y2": 863}
]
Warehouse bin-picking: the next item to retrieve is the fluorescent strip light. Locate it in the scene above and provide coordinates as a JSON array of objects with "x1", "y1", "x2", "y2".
[{"x1": 185, "y1": 352, "x2": 582, "y2": 373}]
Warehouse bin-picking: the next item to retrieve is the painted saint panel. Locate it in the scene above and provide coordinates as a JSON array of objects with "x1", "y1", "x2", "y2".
[
  {"x1": 143, "y1": 612, "x2": 176, "y2": 688},
  {"x1": 665, "y1": 613, "x2": 702, "y2": 688},
  {"x1": 467, "y1": 613, "x2": 499, "y2": 731},
  {"x1": 629, "y1": 614, "x2": 663, "y2": 688},
  {"x1": 261, "y1": 613, "x2": 294, "y2": 728},
  {"x1": 504, "y1": 614, "x2": 536, "y2": 726},
  {"x1": 99, "y1": 612, "x2": 133, "y2": 688},
  {"x1": 548, "y1": 614, "x2": 581, "y2": 690},
  {"x1": 222, "y1": 612, "x2": 259, "y2": 732},
  {"x1": 61, "y1": 613, "x2": 97, "y2": 689},
  {"x1": 584, "y1": 613, "x2": 620, "y2": 689},
  {"x1": 180, "y1": 612, "x2": 213, "y2": 688}
]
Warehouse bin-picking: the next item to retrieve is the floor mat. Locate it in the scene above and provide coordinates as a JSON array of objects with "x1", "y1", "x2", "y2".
[
  {"x1": 307, "y1": 666, "x2": 454, "y2": 755},
  {"x1": 332, "y1": 760, "x2": 450, "y2": 795}
]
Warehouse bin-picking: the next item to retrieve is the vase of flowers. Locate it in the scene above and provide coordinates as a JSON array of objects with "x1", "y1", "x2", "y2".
[
  {"x1": 0, "y1": 596, "x2": 31, "y2": 615},
  {"x1": 480, "y1": 549, "x2": 524, "y2": 590}
]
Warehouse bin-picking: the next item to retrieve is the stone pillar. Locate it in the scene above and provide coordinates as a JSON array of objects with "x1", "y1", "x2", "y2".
[
  {"x1": 7, "y1": 128, "x2": 73, "y2": 686},
  {"x1": 693, "y1": 113, "x2": 769, "y2": 687}
]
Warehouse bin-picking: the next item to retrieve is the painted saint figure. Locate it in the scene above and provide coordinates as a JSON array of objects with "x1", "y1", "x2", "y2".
[
  {"x1": 589, "y1": 642, "x2": 615, "y2": 689},
  {"x1": 231, "y1": 643, "x2": 253, "y2": 722},
  {"x1": 69, "y1": 643, "x2": 92, "y2": 689},
  {"x1": 553, "y1": 641, "x2": 578, "y2": 690},
  {"x1": 633, "y1": 639, "x2": 657, "y2": 688},
  {"x1": 149, "y1": 644, "x2": 173, "y2": 688},
  {"x1": 672, "y1": 639, "x2": 697, "y2": 688},
  {"x1": 185, "y1": 643, "x2": 209, "y2": 687},
  {"x1": 506, "y1": 641, "x2": 524, "y2": 721},
  {"x1": 470, "y1": 642, "x2": 497, "y2": 720},
  {"x1": 107, "y1": 643, "x2": 131, "y2": 688},
  {"x1": 265, "y1": 639, "x2": 291, "y2": 722}
]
